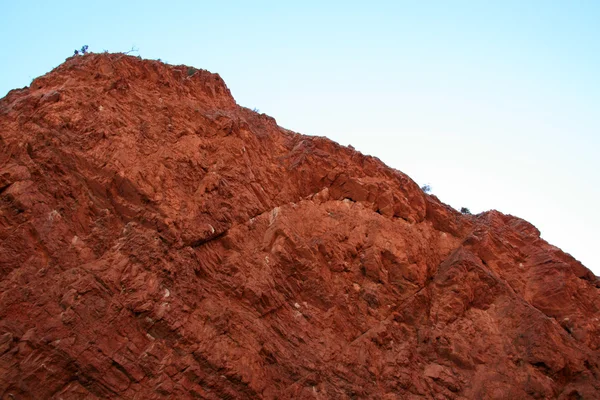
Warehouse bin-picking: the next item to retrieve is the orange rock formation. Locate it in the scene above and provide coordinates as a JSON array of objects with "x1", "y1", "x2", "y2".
[{"x1": 0, "y1": 53, "x2": 598, "y2": 399}]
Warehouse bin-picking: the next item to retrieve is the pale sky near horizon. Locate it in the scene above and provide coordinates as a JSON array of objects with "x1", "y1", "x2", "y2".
[{"x1": 1, "y1": 1, "x2": 599, "y2": 274}]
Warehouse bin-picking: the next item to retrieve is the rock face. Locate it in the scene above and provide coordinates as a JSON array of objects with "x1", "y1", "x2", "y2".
[{"x1": 0, "y1": 53, "x2": 599, "y2": 399}]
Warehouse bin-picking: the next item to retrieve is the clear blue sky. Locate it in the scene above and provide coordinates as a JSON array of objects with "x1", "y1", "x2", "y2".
[{"x1": 2, "y1": 1, "x2": 599, "y2": 274}]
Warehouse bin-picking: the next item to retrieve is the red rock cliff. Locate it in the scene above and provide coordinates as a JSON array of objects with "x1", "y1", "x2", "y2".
[{"x1": 0, "y1": 53, "x2": 599, "y2": 399}]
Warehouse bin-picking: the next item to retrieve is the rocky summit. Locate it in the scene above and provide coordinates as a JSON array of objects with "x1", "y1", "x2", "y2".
[{"x1": 0, "y1": 53, "x2": 599, "y2": 399}]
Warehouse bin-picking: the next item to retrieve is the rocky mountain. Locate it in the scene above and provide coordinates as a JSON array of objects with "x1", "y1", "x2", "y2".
[{"x1": 0, "y1": 53, "x2": 599, "y2": 399}]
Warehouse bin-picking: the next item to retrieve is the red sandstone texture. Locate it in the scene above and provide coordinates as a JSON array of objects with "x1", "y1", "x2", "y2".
[{"x1": 0, "y1": 53, "x2": 599, "y2": 399}]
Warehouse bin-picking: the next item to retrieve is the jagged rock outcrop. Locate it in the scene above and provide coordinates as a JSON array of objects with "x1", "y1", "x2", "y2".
[{"x1": 0, "y1": 53, "x2": 599, "y2": 399}]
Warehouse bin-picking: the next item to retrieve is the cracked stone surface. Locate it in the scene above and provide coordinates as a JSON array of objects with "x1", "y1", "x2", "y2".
[{"x1": 0, "y1": 53, "x2": 599, "y2": 399}]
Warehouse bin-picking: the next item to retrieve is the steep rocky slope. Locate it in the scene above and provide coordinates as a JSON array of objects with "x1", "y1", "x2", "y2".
[{"x1": 0, "y1": 53, "x2": 599, "y2": 399}]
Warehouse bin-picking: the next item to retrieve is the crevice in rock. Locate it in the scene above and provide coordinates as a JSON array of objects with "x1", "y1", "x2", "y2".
[
  {"x1": 112, "y1": 360, "x2": 136, "y2": 383},
  {"x1": 190, "y1": 229, "x2": 228, "y2": 248},
  {"x1": 0, "y1": 182, "x2": 12, "y2": 195},
  {"x1": 530, "y1": 361, "x2": 551, "y2": 374}
]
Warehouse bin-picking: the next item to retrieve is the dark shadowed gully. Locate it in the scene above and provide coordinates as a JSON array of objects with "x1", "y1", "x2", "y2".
[{"x1": 0, "y1": 53, "x2": 599, "y2": 399}]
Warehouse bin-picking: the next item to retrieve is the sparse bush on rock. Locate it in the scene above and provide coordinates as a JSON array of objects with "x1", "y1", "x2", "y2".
[{"x1": 73, "y1": 45, "x2": 89, "y2": 56}]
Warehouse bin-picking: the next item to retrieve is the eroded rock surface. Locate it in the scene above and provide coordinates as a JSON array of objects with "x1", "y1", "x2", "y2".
[{"x1": 0, "y1": 53, "x2": 599, "y2": 399}]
